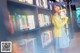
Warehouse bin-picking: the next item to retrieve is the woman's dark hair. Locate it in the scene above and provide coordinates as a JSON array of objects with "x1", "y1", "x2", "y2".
[{"x1": 52, "y1": 2, "x2": 66, "y2": 9}]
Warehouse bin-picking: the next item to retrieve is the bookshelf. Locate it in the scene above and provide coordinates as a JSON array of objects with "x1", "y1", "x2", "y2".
[{"x1": 0, "y1": 0, "x2": 54, "y2": 53}]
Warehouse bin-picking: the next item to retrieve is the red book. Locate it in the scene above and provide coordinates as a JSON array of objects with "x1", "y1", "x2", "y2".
[{"x1": 9, "y1": 15, "x2": 14, "y2": 34}]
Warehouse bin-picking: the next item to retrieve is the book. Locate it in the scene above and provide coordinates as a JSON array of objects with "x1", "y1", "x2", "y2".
[
  {"x1": 38, "y1": 14, "x2": 42, "y2": 27},
  {"x1": 25, "y1": 0, "x2": 33, "y2": 5},
  {"x1": 19, "y1": 0, "x2": 26, "y2": 2},
  {"x1": 41, "y1": 30, "x2": 53, "y2": 48},
  {"x1": 22, "y1": 15, "x2": 29, "y2": 31},
  {"x1": 38, "y1": 14, "x2": 45, "y2": 27},
  {"x1": 27, "y1": 15, "x2": 35, "y2": 30},
  {"x1": 36, "y1": 0, "x2": 48, "y2": 8},
  {"x1": 9, "y1": 15, "x2": 14, "y2": 34},
  {"x1": 43, "y1": 0, "x2": 48, "y2": 8},
  {"x1": 36, "y1": 0, "x2": 39, "y2": 6},
  {"x1": 49, "y1": 1, "x2": 53, "y2": 10},
  {"x1": 26, "y1": 39, "x2": 36, "y2": 53},
  {"x1": 17, "y1": 15, "x2": 24, "y2": 32},
  {"x1": 41, "y1": 0, "x2": 43, "y2": 7},
  {"x1": 12, "y1": 15, "x2": 17, "y2": 33},
  {"x1": 44, "y1": 15, "x2": 50, "y2": 26},
  {"x1": 42, "y1": 14, "x2": 45, "y2": 26},
  {"x1": 47, "y1": 46, "x2": 54, "y2": 53}
]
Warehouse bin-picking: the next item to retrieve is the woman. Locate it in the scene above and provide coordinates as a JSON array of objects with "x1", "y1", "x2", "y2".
[{"x1": 52, "y1": 4, "x2": 70, "y2": 53}]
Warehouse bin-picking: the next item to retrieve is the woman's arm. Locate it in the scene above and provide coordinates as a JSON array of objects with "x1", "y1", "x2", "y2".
[{"x1": 52, "y1": 16, "x2": 68, "y2": 28}]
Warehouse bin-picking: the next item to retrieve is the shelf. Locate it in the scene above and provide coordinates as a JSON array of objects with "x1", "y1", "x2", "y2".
[
  {"x1": 39, "y1": 25, "x2": 53, "y2": 31},
  {"x1": 7, "y1": 0, "x2": 36, "y2": 8},
  {"x1": 7, "y1": 0, "x2": 51, "y2": 11},
  {"x1": 10, "y1": 24, "x2": 53, "y2": 36}
]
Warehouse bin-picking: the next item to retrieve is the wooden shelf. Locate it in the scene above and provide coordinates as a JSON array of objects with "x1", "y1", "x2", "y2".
[{"x1": 7, "y1": 0, "x2": 36, "y2": 8}]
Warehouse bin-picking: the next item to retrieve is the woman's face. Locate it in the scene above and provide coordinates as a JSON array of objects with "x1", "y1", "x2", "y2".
[{"x1": 54, "y1": 5, "x2": 61, "y2": 13}]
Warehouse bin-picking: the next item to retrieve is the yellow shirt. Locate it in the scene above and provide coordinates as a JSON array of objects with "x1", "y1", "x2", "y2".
[{"x1": 52, "y1": 15, "x2": 68, "y2": 38}]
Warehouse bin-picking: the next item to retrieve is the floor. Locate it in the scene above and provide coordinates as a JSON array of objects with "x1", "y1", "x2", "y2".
[{"x1": 66, "y1": 32, "x2": 80, "y2": 53}]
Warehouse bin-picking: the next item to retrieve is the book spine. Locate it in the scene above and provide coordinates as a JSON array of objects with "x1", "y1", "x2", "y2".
[
  {"x1": 22, "y1": 15, "x2": 28, "y2": 31},
  {"x1": 17, "y1": 15, "x2": 24, "y2": 32},
  {"x1": 12, "y1": 15, "x2": 17, "y2": 33},
  {"x1": 44, "y1": 15, "x2": 50, "y2": 26},
  {"x1": 9, "y1": 15, "x2": 14, "y2": 34},
  {"x1": 42, "y1": 14, "x2": 45, "y2": 26},
  {"x1": 49, "y1": 1, "x2": 52, "y2": 10},
  {"x1": 40, "y1": 0, "x2": 41, "y2": 7},
  {"x1": 28, "y1": 0, "x2": 33, "y2": 4},
  {"x1": 27, "y1": 15, "x2": 35, "y2": 30}
]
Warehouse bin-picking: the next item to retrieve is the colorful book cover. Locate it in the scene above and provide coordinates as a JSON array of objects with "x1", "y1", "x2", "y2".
[
  {"x1": 12, "y1": 15, "x2": 17, "y2": 33},
  {"x1": 9, "y1": 15, "x2": 14, "y2": 34},
  {"x1": 17, "y1": 15, "x2": 24, "y2": 32},
  {"x1": 22, "y1": 15, "x2": 29, "y2": 31}
]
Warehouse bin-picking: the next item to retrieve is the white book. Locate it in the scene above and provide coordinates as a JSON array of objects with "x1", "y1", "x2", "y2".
[
  {"x1": 38, "y1": 14, "x2": 44, "y2": 27},
  {"x1": 36, "y1": 0, "x2": 40, "y2": 6},
  {"x1": 36, "y1": 0, "x2": 39, "y2": 6},
  {"x1": 41, "y1": 14, "x2": 45, "y2": 26},
  {"x1": 25, "y1": 0, "x2": 33, "y2": 4},
  {"x1": 43, "y1": 0, "x2": 48, "y2": 8},
  {"x1": 19, "y1": 0, "x2": 25, "y2": 2},
  {"x1": 27, "y1": 15, "x2": 35, "y2": 30}
]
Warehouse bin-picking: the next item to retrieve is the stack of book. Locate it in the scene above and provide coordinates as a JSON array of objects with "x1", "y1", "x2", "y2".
[
  {"x1": 18, "y1": 0, "x2": 33, "y2": 5},
  {"x1": 9, "y1": 14, "x2": 35, "y2": 34},
  {"x1": 36, "y1": 0, "x2": 48, "y2": 9},
  {"x1": 41, "y1": 30, "x2": 53, "y2": 48},
  {"x1": 38, "y1": 14, "x2": 51, "y2": 27}
]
